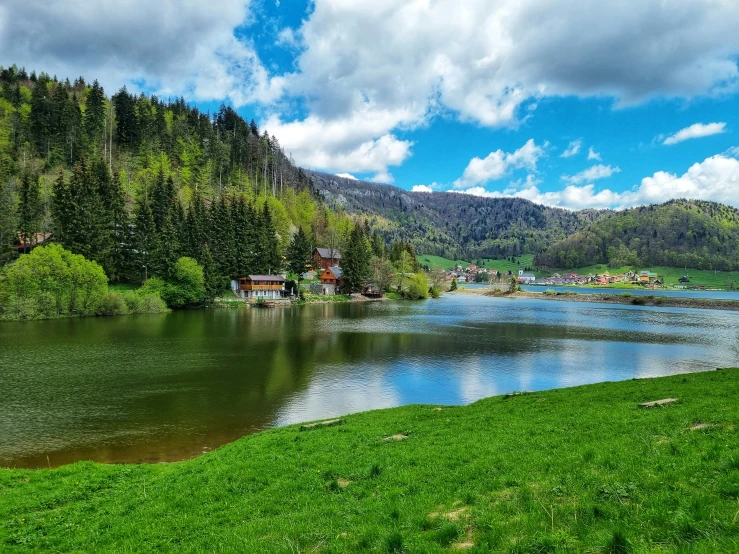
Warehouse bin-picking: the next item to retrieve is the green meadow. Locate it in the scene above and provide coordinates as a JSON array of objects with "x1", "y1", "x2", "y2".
[
  {"x1": 2, "y1": 370, "x2": 739, "y2": 552},
  {"x1": 418, "y1": 254, "x2": 535, "y2": 272}
]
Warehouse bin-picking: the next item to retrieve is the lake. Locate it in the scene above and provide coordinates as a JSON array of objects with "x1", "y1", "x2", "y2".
[
  {"x1": 521, "y1": 285, "x2": 739, "y2": 299},
  {"x1": 2, "y1": 295, "x2": 738, "y2": 468}
]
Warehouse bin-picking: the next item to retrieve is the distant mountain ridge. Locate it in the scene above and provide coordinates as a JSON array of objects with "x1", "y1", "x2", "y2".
[
  {"x1": 307, "y1": 170, "x2": 606, "y2": 260},
  {"x1": 535, "y1": 199, "x2": 739, "y2": 271},
  {"x1": 307, "y1": 172, "x2": 739, "y2": 271}
]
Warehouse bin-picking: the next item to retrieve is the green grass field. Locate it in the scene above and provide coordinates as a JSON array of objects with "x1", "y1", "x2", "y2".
[
  {"x1": 417, "y1": 255, "x2": 739, "y2": 289},
  {"x1": 2, "y1": 370, "x2": 739, "y2": 552},
  {"x1": 419, "y1": 254, "x2": 535, "y2": 272},
  {"x1": 569, "y1": 264, "x2": 739, "y2": 289}
]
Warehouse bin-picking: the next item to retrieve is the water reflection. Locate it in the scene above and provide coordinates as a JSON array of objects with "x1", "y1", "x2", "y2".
[{"x1": 1, "y1": 295, "x2": 737, "y2": 467}]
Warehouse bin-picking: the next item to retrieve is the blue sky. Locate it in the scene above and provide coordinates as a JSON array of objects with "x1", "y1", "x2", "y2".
[{"x1": 4, "y1": 0, "x2": 739, "y2": 209}]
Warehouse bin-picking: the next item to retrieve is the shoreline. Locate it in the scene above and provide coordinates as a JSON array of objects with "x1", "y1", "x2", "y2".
[
  {"x1": 452, "y1": 287, "x2": 739, "y2": 311},
  {"x1": 2, "y1": 369, "x2": 738, "y2": 551}
]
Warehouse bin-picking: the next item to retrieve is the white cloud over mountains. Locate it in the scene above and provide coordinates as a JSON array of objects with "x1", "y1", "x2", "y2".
[
  {"x1": 663, "y1": 122, "x2": 727, "y2": 145},
  {"x1": 4, "y1": 1, "x2": 739, "y2": 181},
  {"x1": 563, "y1": 164, "x2": 621, "y2": 185},
  {"x1": 0, "y1": 0, "x2": 285, "y2": 106},
  {"x1": 462, "y1": 154, "x2": 739, "y2": 211},
  {"x1": 453, "y1": 140, "x2": 544, "y2": 189},
  {"x1": 265, "y1": 0, "x2": 739, "y2": 173}
]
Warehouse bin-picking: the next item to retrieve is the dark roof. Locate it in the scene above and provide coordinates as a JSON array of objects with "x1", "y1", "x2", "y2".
[
  {"x1": 246, "y1": 275, "x2": 286, "y2": 282},
  {"x1": 315, "y1": 247, "x2": 341, "y2": 259}
]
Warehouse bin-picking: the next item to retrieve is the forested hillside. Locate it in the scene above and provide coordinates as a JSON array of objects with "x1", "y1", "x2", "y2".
[
  {"x1": 0, "y1": 65, "x2": 352, "y2": 294},
  {"x1": 535, "y1": 199, "x2": 739, "y2": 271},
  {"x1": 308, "y1": 171, "x2": 605, "y2": 260}
]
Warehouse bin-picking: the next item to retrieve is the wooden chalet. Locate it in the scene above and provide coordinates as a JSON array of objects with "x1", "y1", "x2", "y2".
[
  {"x1": 14, "y1": 232, "x2": 52, "y2": 254},
  {"x1": 318, "y1": 266, "x2": 344, "y2": 295},
  {"x1": 232, "y1": 275, "x2": 286, "y2": 300},
  {"x1": 313, "y1": 247, "x2": 341, "y2": 270}
]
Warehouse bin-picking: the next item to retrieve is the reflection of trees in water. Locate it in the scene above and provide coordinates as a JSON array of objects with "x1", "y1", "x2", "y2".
[{"x1": 0, "y1": 303, "x2": 706, "y2": 467}]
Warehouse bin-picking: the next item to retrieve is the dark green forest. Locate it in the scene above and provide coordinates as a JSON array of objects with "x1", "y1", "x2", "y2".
[
  {"x1": 0, "y1": 64, "x2": 355, "y2": 294},
  {"x1": 308, "y1": 171, "x2": 605, "y2": 260},
  {"x1": 534, "y1": 199, "x2": 739, "y2": 270},
  {"x1": 2, "y1": 63, "x2": 738, "y2": 301}
]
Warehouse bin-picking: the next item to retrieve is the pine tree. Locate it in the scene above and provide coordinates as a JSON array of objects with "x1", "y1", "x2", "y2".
[
  {"x1": 30, "y1": 75, "x2": 52, "y2": 158},
  {"x1": 152, "y1": 213, "x2": 179, "y2": 278},
  {"x1": 106, "y1": 172, "x2": 127, "y2": 281},
  {"x1": 132, "y1": 198, "x2": 156, "y2": 282},
  {"x1": 17, "y1": 172, "x2": 42, "y2": 252},
  {"x1": 343, "y1": 225, "x2": 371, "y2": 292},
  {"x1": 84, "y1": 80, "x2": 106, "y2": 152},
  {"x1": 200, "y1": 244, "x2": 222, "y2": 300},
  {"x1": 0, "y1": 178, "x2": 17, "y2": 264},
  {"x1": 258, "y1": 205, "x2": 281, "y2": 274},
  {"x1": 287, "y1": 227, "x2": 312, "y2": 278}
]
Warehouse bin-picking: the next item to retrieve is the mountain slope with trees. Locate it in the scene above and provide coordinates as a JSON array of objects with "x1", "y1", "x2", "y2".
[
  {"x1": 534, "y1": 199, "x2": 739, "y2": 271},
  {"x1": 0, "y1": 64, "x2": 352, "y2": 299},
  {"x1": 307, "y1": 171, "x2": 606, "y2": 260}
]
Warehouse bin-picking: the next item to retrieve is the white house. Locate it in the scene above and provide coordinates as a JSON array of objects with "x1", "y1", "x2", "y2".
[{"x1": 518, "y1": 269, "x2": 536, "y2": 283}]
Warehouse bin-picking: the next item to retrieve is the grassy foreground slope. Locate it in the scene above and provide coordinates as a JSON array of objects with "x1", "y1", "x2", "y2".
[{"x1": 2, "y1": 371, "x2": 739, "y2": 552}]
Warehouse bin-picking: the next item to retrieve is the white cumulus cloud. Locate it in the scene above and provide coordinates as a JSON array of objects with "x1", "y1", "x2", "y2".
[
  {"x1": 663, "y1": 122, "x2": 727, "y2": 145},
  {"x1": 459, "y1": 154, "x2": 739, "y2": 210},
  {"x1": 563, "y1": 164, "x2": 620, "y2": 185},
  {"x1": 561, "y1": 140, "x2": 582, "y2": 158},
  {"x1": 412, "y1": 184, "x2": 434, "y2": 193},
  {"x1": 587, "y1": 147, "x2": 602, "y2": 161},
  {"x1": 453, "y1": 139, "x2": 544, "y2": 189}
]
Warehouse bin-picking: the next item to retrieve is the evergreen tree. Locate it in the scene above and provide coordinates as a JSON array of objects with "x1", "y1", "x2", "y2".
[
  {"x1": 106, "y1": 171, "x2": 127, "y2": 281},
  {"x1": 343, "y1": 225, "x2": 371, "y2": 292},
  {"x1": 184, "y1": 193, "x2": 207, "y2": 261},
  {"x1": 0, "y1": 178, "x2": 17, "y2": 264},
  {"x1": 209, "y1": 195, "x2": 236, "y2": 279},
  {"x1": 152, "y1": 213, "x2": 179, "y2": 278},
  {"x1": 132, "y1": 198, "x2": 155, "y2": 281},
  {"x1": 17, "y1": 172, "x2": 42, "y2": 251},
  {"x1": 286, "y1": 226, "x2": 313, "y2": 278},
  {"x1": 258, "y1": 205, "x2": 281, "y2": 274},
  {"x1": 30, "y1": 75, "x2": 52, "y2": 157},
  {"x1": 84, "y1": 80, "x2": 106, "y2": 153},
  {"x1": 51, "y1": 168, "x2": 72, "y2": 245},
  {"x1": 200, "y1": 244, "x2": 221, "y2": 300}
]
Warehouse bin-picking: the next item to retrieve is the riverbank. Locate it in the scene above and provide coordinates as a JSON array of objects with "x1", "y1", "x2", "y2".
[
  {"x1": 2, "y1": 369, "x2": 738, "y2": 552},
  {"x1": 215, "y1": 292, "x2": 389, "y2": 308},
  {"x1": 452, "y1": 287, "x2": 739, "y2": 311}
]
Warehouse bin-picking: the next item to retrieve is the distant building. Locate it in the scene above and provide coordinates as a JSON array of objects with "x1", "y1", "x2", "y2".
[
  {"x1": 319, "y1": 266, "x2": 344, "y2": 295},
  {"x1": 518, "y1": 269, "x2": 536, "y2": 283},
  {"x1": 14, "y1": 232, "x2": 52, "y2": 253},
  {"x1": 313, "y1": 248, "x2": 341, "y2": 270},
  {"x1": 232, "y1": 275, "x2": 286, "y2": 300}
]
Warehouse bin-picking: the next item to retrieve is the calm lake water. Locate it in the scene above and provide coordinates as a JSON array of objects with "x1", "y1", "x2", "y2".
[
  {"x1": 521, "y1": 285, "x2": 739, "y2": 299},
  {"x1": 2, "y1": 295, "x2": 738, "y2": 468}
]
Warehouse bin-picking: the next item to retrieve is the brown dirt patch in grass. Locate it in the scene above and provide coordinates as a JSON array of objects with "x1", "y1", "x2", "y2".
[
  {"x1": 429, "y1": 506, "x2": 470, "y2": 521},
  {"x1": 384, "y1": 434, "x2": 408, "y2": 441},
  {"x1": 337, "y1": 478, "x2": 351, "y2": 488}
]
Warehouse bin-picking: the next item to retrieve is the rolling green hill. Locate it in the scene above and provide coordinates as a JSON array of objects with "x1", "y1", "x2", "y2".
[{"x1": 535, "y1": 200, "x2": 739, "y2": 272}]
